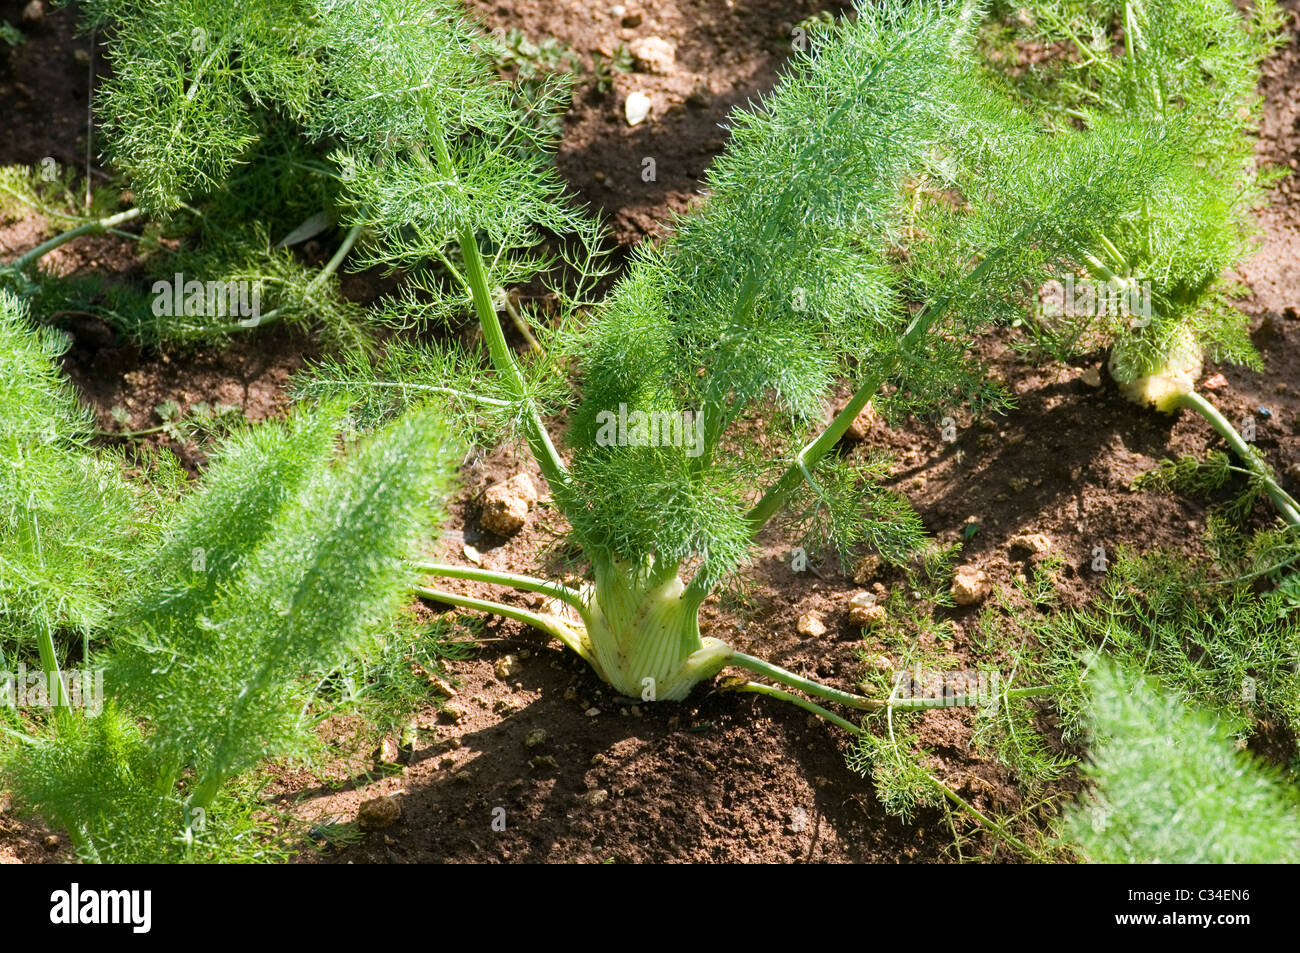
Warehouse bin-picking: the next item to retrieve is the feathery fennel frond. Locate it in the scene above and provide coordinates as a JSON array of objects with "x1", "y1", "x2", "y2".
[
  {"x1": 1067, "y1": 659, "x2": 1300, "y2": 863},
  {"x1": 0, "y1": 291, "x2": 143, "y2": 657},
  {"x1": 8, "y1": 406, "x2": 458, "y2": 862},
  {"x1": 77, "y1": 0, "x2": 323, "y2": 212},
  {"x1": 110, "y1": 408, "x2": 457, "y2": 797},
  {"x1": 564, "y1": 0, "x2": 993, "y2": 583}
]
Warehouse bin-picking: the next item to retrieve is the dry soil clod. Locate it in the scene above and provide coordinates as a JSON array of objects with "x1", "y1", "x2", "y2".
[
  {"x1": 357, "y1": 796, "x2": 402, "y2": 831},
  {"x1": 951, "y1": 565, "x2": 990, "y2": 606},
  {"x1": 479, "y1": 473, "x2": 539, "y2": 536}
]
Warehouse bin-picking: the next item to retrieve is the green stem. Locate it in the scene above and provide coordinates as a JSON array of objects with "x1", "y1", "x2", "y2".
[
  {"x1": 1176, "y1": 391, "x2": 1300, "y2": 527},
  {"x1": 413, "y1": 584, "x2": 594, "y2": 666},
  {"x1": 301, "y1": 379, "x2": 512, "y2": 409},
  {"x1": 729, "y1": 680, "x2": 863, "y2": 733},
  {"x1": 93, "y1": 424, "x2": 167, "y2": 439},
  {"x1": 928, "y1": 774, "x2": 1033, "y2": 855},
  {"x1": 728, "y1": 682, "x2": 1036, "y2": 854},
  {"x1": 0, "y1": 723, "x2": 39, "y2": 746},
  {"x1": 410, "y1": 560, "x2": 586, "y2": 611},
  {"x1": 729, "y1": 651, "x2": 1053, "y2": 712},
  {"x1": 425, "y1": 132, "x2": 568, "y2": 492},
  {"x1": 4, "y1": 207, "x2": 143, "y2": 274},
  {"x1": 743, "y1": 251, "x2": 1005, "y2": 543},
  {"x1": 729, "y1": 650, "x2": 881, "y2": 710},
  {"x1": 455, "y1": 224, "x2": 569, "y2": 491}
]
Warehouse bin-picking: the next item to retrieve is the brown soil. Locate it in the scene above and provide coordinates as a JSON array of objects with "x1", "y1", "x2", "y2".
[{"x1": 1, "y1": 0, "x2": 1298, "y2": 864}]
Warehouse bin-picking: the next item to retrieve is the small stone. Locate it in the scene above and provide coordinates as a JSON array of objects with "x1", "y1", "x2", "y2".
[
  {"x1": 843, "y1": 400, "x2": 880, "y2": 441},
  {"x1": 865, "y1": 654, "x2": 895, "y2": 673},
  {"x1": 440, "y1": 703, "x2": 464, "y2": 724},
  {"x1": 524, "y1": 728, "x2": 547, "y2": 749},
  {"x1": 624, "y1": 91, "x2": 652, "y2": 126},
  {"x1": 357, "y1": 796, "x2": 401, "y2": 831},
  {"x1": 591, "y1": 753, "x2": 608, "y2": 766},
  {"x1": 73, "y1": 49, "x2": 91, "y2": 66},
  {"x1": 579, "y1": 788, "x2": 609, "y2": 806},
  {"x1": 494, "y1": 654, "x2": 518, "y2": 679},
  {"x1": 42, "y1": 834, "x2": 59, "y2": 851},
  {"x1": 797, "y1": 611, "x2": 827, "y2": 638},
  {"x1": 22, "y1": 1, "x2": 44, "y2": 25},
  {"x1": 373, "y1": 735, "x2": 401, "y2": 765},
  {"x1": 1079, "y1": 366, "x2": 1103, "y2": 388},
  {"x1": 462, "y1": 543, "x2": 483, "y2": 565},
  {"x1": 852, "y1": 553, "x2": 882, "y2": 584},
  {"x1": 480, "y1": 474, "x2": 537, "y2": 536},
  {"x1": 529, "y1": 754, "x2": 559, "y2": 770},
  {"x1": 849, "y1": 602, "x2": 886, "y2": 629},
  {"x1": 1008, "y1": 533, "x2": 1052, "y2": 558},
  {"x1": 629, "y1": 36, "x2": 676, "y2": 74},
  {"x1": 951, "y1": 565, "x2": 990, "y2": 606},
  {"x1": 1203, "y1": 373, "x2": 1229, "y2": 390},
  {"x1": 1007, "y1": 477, "x2": 1029, "y2": 493},
  {"x1": 585, "y1": 706, "x2": 602, "y2": 717}
]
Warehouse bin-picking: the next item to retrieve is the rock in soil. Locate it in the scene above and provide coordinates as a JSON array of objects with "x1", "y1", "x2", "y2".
[
  {"x1": 372, "y1": 735, "x2": 401, "y2": 765},
  {"x1": 624, "y1": 90, "x2": 652, "y2": 126},
  {"x1": 357, "y1": 796, "x2": 401, "y2": 831},
  {"x1": 797, "y1": 610, "x2": 827, "y2": 637},
  {"x1": 1008, "y1": 533, "x2": 1052, "y2": 559},
  {"x1": 479, "y1": 473, "x2": 538, "y2": 536},
  {"x1": 629, "y1": 36, "x2": 676, "y2": 74},
  {"x1": 841, "y1": 400, "x2": 880, "y2": 441},
  {"x1": 494, "y1": 654, "x2": 518, "y2": 679},
  {"x1": 864, "y1": 653, "x2": 895, "y2": 673},
  {"x1": 852, "y1": 553, "x2": 882, "y2": 584},
  {"x1": 847, "y1": 591, "x2": 886, "y2": 629},
  {"x1": 951, "y1": 565, "x2": 990, "y2": 606},
  {"x1": 524, "y1": 728, "x2": 547, "y2": 749}
]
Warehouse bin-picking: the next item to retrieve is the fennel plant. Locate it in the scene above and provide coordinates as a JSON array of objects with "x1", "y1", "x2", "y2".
[{"x1": 299, "y1": 0, "x2": 1201, "y2": 718}]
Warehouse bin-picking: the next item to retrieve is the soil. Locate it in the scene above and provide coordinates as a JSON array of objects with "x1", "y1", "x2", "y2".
[{"x1": 1, "y1": 0, "x2": 1298, "y2": 864}]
